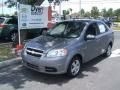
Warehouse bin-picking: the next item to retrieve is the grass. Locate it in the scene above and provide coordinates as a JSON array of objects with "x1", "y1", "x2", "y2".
[
  {"x1": 112, "y1": 22, "x2": 120, "y2": 30},
  {"x1": 0, "y1": 44, "x2": 16, "y2": 62},
  {"x1": 112, "y1": 26, "x2": 120, "y2": 30}
]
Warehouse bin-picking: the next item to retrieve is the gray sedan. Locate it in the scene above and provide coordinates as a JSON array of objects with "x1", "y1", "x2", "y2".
[{"x1": 21, "y1": 19, "x2": 114, "y2": 77}]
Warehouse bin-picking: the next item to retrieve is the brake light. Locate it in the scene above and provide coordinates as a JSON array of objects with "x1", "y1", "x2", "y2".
[{"x1": 0, "y1": 24, "x2": 5, "y2": 28}]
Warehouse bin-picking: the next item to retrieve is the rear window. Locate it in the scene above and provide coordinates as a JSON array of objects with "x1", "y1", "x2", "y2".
[
  {"x1": 0, "y1": 18, "x2": 4, "y2": 24},
  {"x1": 7, "y1": 19, "x2": 18, "y2": 24}
]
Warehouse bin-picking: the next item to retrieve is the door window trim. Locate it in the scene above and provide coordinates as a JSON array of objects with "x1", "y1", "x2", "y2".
[{"x1": 84, "y1": 22, "x2": 100, "y2": 39}]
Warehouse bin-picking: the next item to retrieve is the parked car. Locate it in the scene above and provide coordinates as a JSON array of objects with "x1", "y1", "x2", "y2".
[
  {"x1": 97, "y1": 18, "x2": 112, "y2": 27},
  {"x1": 21, "y1": 19, "x2": 114, "y2": 77},
  {"x1": 0, "y1": 16, "x2": 18, "y2": 41},
  {"x1": 0, "y1": 16, "x2": 46, "y2": 42}
]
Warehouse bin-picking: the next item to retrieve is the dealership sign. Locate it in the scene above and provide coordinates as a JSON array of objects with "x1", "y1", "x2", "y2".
[{"x1": 19, "y1": 4, "x2": 48, "y2": 29}]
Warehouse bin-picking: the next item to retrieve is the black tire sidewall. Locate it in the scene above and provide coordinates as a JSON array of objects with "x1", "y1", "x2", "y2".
[
  {"x1": 67, "y1": 56, "x2": 81, "y2": 77},
  {"x1": 104, "y1": 45, "x2": 112, "y2": 57},
  {"x1": 10, "y1": 32, "x2": 17, "y2": 42}
]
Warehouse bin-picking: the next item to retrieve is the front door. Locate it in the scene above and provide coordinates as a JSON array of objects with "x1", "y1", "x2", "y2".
[{"x1": 83, "y1": 22, "x2": 100, "y2": 62}]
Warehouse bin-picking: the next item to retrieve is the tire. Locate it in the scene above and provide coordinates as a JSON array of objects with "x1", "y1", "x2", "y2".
[
  {"x1": 41, "y1": 28, "x2": 48, "y2": 35},
  {"x1": 103, "y1": 44, "x2": 112, "y2": 57},
  {"x1": 67, "y1": 56, "x2": 81, "y2": 77},
  {"x1": 10, "y1": 32, "x2": 17, "y2": 42}
]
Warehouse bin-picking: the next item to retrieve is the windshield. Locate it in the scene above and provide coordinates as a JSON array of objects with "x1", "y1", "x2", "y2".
[
  {"x1": 0, "y1": 18, "x2": 4, "y2": 24},
  {"x1": 46, "y1": 21, "x2": 86, "y2": 38}
]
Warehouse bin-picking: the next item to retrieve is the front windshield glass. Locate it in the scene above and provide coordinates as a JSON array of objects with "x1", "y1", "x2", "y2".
[{"x1": 47, "y1": 21, "x2": 86, "y2": 38}]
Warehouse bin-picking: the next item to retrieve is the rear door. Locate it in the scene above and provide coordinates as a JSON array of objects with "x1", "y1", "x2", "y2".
[{"x1": 96, "y1": 22, "x2": 111, "y2": 54}]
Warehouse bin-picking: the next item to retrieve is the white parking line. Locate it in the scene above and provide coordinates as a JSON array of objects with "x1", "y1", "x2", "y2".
[{"x1": 110, "y1": 49, "x2": 120, "y2": 58}]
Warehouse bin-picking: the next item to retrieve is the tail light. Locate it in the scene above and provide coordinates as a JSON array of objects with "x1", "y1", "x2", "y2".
[{"x1": 0, "y1": 24, "x2": 6, "y2": 28}]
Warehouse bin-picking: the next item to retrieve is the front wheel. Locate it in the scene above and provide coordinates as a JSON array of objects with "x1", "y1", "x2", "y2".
[{"x1": 67, "y1": 56, "x2": 81, "y2": 77}]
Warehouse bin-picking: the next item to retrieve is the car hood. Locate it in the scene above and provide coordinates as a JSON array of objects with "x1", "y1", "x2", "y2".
[{"x1": 26, "y1": 35, "x2": 74, "y2": 51}]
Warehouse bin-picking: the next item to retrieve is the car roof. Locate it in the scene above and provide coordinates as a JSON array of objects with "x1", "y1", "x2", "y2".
[
  {"x1": 60, "y1": 19, "x2": 102, "y2": 24},
  {"x1": 0, "y1": 17, "x2": 10, "y2": 19},
  {"x1": 0, "y1": 16, "x2": 17, "y2": 19}
]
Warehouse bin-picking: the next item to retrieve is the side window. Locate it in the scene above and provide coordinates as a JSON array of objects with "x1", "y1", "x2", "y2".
[
  {"x1": 85, "y1": 23, "x2": 99, "y2": 36},
  {"x1": 7, "y1": 19, "x2": 17, "y2": 24},
  {"x1": 98, "y1": 22, "x2": 107, "y2": 33},
  {"x1": 7, "y1": 19, "x2": 13, "y2": 24}
]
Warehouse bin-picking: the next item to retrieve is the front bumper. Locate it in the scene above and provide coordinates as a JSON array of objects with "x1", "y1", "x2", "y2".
[{"x1": 21, "y1": 50, "x2": 68, "y2": 74}]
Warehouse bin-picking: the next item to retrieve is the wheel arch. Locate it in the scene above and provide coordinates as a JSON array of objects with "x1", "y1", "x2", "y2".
[
  {"x1": 109, "y1": 41, "x2": 113, "y2": 47},
  {"x1": 72, "y1": 54, "x2": 83, "y2": 64},
  {"x1": 66, "y1": 53, "x2": 83, "y2": 72},
  {"x1": 9, "y1": 29, "x2": 18, "y2": 35},
  {"x1": 66, "y1": 53, "x2": 83, "y2": 77}
]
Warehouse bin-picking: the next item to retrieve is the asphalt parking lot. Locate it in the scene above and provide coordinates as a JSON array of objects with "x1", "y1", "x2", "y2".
[{"x1": 0, "y1": 31, "x2": 120, "y2": 90}]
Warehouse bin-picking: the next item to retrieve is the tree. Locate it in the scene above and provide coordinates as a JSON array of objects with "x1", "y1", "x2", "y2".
[
  {"x1": 79, "y1": 8, "x2": 85, "y2": 17},
  {"x1": 0, "y1": 14, "x2": 5, "y2": 17},
  {"x1": 53, "y1": 0, "x2": 69, "y2": 10},
  {"x1": 54, "y1": 0, "x2": 60, "y2": 5},
  {"x1": 106, "y1": 8, "x2": 113, "y2": 17},
  {"x1": 68, "y1": 8, "x2": 72, "y2": 15},
  {"x1": 63, "y1": 10, "x2": 69, "y2": 20},
  {"x1": 102, "y1": 8, "x2": 107, "y2": 17},
  {"x1": 91, "y1": 6, "x2": 99, "y2": 18},
  {"x1": 114, "y1": 8, "x2": 120, "y2": 21},
  {"x1": 5, "y1": 0, "x2": 43, "y2": 7},
  {"x1": 14, "y1": 11, "x2": 17, "y2": 16},
  {"x1": 54, "y1": 0, "x2": 69, "y2": 5},
  {"x1": 84, "y1": 11, "x2": 91, "y2": 17},
  {"x1": 4, "y1": 0, "x2": 18, "y2": 8}
]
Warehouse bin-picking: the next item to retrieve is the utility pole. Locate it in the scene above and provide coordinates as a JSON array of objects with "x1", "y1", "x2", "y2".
[
  {"x1": 2, "y1": 0, "x2": 3, "y2": 15},
  {"x1": 79, "y1": 0, "x2": 81, "y2": 17},
  {"x1": 59, "y1": 0, "x2": 62, "y2": 21}
]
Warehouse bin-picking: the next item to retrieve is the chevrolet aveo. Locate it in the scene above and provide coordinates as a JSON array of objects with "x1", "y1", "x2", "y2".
[{"x1": 21, "y1": 19, "x2": 114, "y2": 77}]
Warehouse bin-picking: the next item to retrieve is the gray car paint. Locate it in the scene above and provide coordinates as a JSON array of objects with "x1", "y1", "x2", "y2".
[{"x1": 21, "y1": 20, "x2": 114, "y2": 74}]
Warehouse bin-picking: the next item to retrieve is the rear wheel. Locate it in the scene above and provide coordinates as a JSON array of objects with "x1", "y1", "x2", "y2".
[
  {"x1": 41, "y1": 28, "x2": 48, "y2": 35},
  {"x1": 104, "y1": 45, "x2": 112, "y2": 57},
  {"x1": 10, "y1": 32, "x2": 17, "y2": 42},
  {"x1": 67, "y1": 56, "x2": 81, "y2": 77}
]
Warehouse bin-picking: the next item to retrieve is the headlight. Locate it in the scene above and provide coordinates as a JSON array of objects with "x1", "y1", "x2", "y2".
[{"x1": 46, "y1": 49, "x2": 67, "y2": 57}]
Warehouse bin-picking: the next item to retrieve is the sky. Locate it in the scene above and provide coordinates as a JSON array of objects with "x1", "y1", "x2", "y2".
[{"x1": 0, "y1": 0, "x2": 120, "y2": 15}]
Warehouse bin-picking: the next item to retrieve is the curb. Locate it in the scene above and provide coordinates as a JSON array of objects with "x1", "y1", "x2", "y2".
[{"x1": 0, "y1": 57, "x2": 22, "y2": 68}]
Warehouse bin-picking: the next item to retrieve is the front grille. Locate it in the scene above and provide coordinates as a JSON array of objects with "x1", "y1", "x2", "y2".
[
  {"x1": 27, "y1": 62, "x2": 39, "y2": 70},
  {"x1": 26, "y1": 48, "x2": 43, "y2": 57}
]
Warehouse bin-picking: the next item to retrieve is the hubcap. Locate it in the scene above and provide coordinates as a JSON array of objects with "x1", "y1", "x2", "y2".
[
  {"x1": 71, "y1": 60, "x2": 80, "y2": 76},
  {"x1": 11, "y1": 33, "x2": 16, "y2": 41},
  {"x1": 107, "y1": 45, "x2": 112, "y2": 56}
]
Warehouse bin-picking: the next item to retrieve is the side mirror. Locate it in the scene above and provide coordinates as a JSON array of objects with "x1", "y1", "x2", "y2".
[{"x1": 86, "y1": 34, "x2": 95, "y2": 40}]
